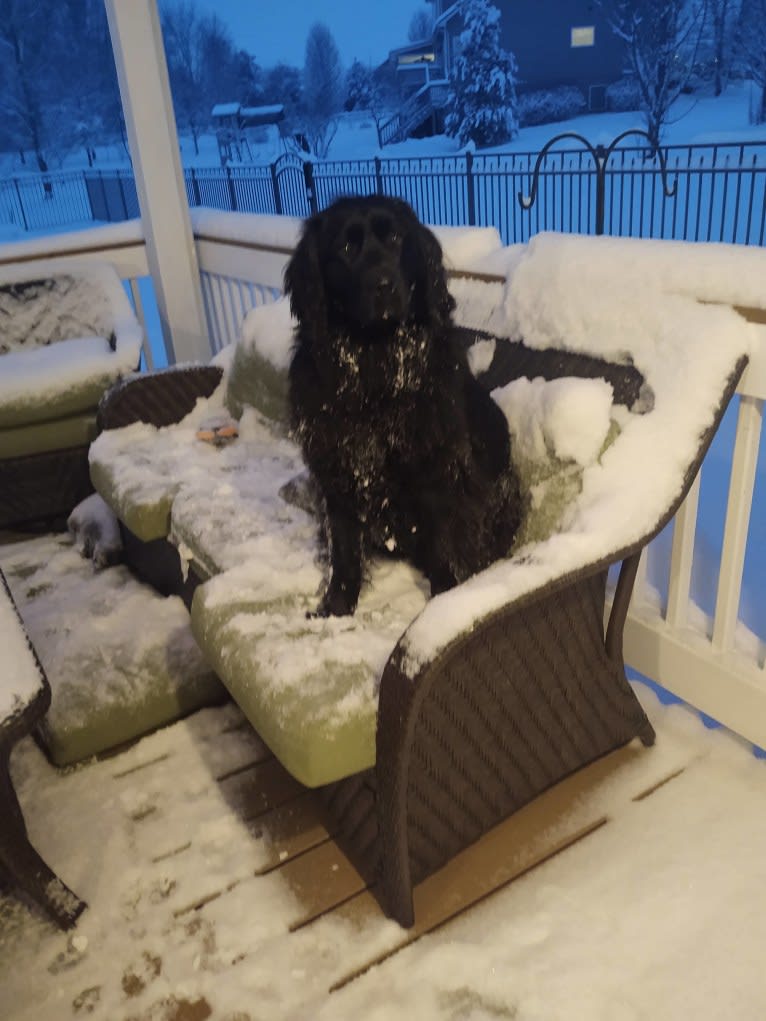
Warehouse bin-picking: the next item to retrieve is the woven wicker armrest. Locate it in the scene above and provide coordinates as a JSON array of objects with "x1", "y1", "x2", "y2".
[
  {"x1": 453, "y1": 325, "x2": 649, "y2": 411},
  {"x1": 371, "y1": 552, "x2": 651, "y2": 927},
  {"x1": 97, "y1": 365, "x2": 224, "y2": 431}
]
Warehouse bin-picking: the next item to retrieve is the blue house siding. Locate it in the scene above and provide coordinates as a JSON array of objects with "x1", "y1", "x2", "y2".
[{"x1": 500, "y1": 0, "x2": 626, "y2": 95}]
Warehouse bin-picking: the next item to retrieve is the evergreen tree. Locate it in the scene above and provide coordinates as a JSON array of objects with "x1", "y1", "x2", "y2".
[{"x1": 445, "y1": 0, "x2": 518, "y2": 149}]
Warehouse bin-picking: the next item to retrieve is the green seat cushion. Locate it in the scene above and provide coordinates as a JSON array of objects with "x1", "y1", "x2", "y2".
[
  {"x1": 181, "y1": 411, "x2": 427, "y2": 787},
  {"x1": 0, "y1": 533, "x2": 224, "y2": 767},
  {"x1": 89, "y1": 390, "x2": 230, "y2": 542},
  {"x1": 0, "y1": 410, "x2": 98, "y2": 460},
  {"x1": 191, "y1": 557, "x2": 427, "y2": 788}
]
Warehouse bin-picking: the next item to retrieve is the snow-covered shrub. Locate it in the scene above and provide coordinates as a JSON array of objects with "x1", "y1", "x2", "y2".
[
  {"x1": 606, "y1": 77, "x2": 643, "y2": 113},
  {"x1": 517, "y1": 86, "x2": 587, "y2": 127},
  {"x1": 445, "y1": 0, "x2": 518, "y2": 148}
]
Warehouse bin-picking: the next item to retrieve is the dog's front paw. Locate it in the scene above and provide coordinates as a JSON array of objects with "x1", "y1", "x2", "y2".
[{"x1": 310, "y1": 587, "x2": 357, "y2": 618}]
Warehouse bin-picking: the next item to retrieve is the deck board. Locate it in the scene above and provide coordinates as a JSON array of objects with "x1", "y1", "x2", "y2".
[{"x1": 1, "y1": 701, "x2": 711, "y2": 1021}]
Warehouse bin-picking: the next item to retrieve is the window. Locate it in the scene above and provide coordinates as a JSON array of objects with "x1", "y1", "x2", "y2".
[{"x1": 571, "y1": 26, "x2": 596, "y2": 48}]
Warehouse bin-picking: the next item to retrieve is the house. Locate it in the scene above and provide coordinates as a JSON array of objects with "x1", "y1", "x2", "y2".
[{"x1": 385, "y1": 0, "x2": 627, "y2": 142}]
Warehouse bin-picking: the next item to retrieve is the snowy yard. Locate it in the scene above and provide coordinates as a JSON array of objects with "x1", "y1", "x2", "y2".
[{"x1": 2, "y1": 82, "x2": 766, "y2": 244}]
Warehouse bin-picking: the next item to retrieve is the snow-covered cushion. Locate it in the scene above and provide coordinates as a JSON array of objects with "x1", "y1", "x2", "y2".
[
  {"x1": 0, "y1": 262, "x2": 143, "y2": 429},
  {"x1": 0, "y1": 534, "x2": 223, "y2": 766}
]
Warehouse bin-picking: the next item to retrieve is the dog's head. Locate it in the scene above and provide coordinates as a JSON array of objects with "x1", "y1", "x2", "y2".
[{"x1": 284, "y1": 196, "x2": 455, "y2": 342}]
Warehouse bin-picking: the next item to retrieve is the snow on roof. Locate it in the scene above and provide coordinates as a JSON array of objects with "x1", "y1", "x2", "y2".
[
  {"x1": 241, "y1": 104, "x2": 284, "y2": 119},
  {"x1": 211, "y1": 102, "x2": 241, "y2": 118}
]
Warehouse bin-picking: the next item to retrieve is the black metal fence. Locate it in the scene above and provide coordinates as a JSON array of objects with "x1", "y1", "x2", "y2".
[{"x1": 2, "y1": 139, "x2": 766, "y2": 246}]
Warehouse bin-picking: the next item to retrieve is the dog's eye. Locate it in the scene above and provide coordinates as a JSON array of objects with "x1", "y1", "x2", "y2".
[
  {"x1": 342, "y1": 225, "x2": 364, "y2": 258},
  {"x1": 372, "y1": 215, "x2": 402, "y2": 248}
]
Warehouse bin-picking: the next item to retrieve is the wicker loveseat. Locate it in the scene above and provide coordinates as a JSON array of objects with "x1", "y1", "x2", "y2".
[
  {"x1": 0, "y1": 259, "x2": 143, "y2": 528},
  {"x1": 88, "y1": 233, "x2": 752, "y2": 927}
]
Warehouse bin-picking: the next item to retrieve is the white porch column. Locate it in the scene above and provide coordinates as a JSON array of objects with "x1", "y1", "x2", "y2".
[{"x1": 104, "y1": 0, "x2": 209, "y2": 363}]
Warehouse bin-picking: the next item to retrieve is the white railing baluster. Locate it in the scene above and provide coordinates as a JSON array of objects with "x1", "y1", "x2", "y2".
[
  {"x1": 128, "y1": 277, "x2": 153, "y2": 370},
  {"x1": 213, "y1": 275, "x2": 232, "y2": 348},
  {"x1": 712, "y1": 395, "x2": 764, "y2": 653},
  {"x1": 666, "y1": 472, "x2": 701, "y2": 629}
]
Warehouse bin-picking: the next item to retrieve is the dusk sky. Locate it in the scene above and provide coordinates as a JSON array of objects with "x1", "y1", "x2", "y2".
[{"x1": 197, "y1": 0, "x2": 426, "y2": 69}]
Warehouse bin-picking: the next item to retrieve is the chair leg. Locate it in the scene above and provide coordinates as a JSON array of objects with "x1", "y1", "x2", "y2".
[{"x1": 0, "y1": 752, "x2": 86, "y2": 929}]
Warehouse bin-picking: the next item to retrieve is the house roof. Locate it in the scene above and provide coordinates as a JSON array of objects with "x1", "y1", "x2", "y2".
[{"x1": 211, "y1": 103, "x2": 285, "y2": 126}]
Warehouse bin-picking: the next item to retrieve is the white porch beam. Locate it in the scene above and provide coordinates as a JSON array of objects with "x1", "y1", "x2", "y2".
[{"x1": 104, "y1": 0, "x2": 209, "y2": 364}]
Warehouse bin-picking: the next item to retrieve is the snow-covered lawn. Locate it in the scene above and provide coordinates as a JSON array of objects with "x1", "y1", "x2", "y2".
[{"x1": 2, "y1": 81, "x2": 764, "y2": 178}]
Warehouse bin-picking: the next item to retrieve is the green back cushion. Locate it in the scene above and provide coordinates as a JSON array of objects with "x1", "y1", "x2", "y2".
[
  {"x1": 493, "y1": 375, "x2": 619, "y2": 549},
  {"x1": 224, "y1": 298, "x2": 293, "y2": 423}
]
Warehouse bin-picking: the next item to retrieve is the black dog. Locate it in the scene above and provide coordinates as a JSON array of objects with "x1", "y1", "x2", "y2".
[{"x1": 284, "y1": 196, "x2": 522, "y2": 617}]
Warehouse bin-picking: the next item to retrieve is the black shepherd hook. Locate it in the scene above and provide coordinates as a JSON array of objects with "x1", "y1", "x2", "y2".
[{"x1": 518, "y1": 129, "x2": 677, "y2": 235}]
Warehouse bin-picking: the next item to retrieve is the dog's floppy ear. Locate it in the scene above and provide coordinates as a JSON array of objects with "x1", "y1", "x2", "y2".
[
  {"x1": 407, "y1": 216, "x2": 456, "y2": 330},
  {"x1": 284, "y1": 214, "x2": 326, "y2": 332}
]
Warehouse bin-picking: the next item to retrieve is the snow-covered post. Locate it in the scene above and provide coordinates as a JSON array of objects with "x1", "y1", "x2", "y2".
[{"x1": 104, "y1": 0, "x2": 209, "y2": 365}]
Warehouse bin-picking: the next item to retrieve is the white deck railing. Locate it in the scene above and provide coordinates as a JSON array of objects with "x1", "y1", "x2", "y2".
[{"x1": 3, "y1": 216, "x2": 765, "y2": 751}]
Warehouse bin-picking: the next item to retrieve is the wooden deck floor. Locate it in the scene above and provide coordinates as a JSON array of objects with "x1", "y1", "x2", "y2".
[{"x1": 0, "y1": 693, "x2": 709, "y2": 1021}]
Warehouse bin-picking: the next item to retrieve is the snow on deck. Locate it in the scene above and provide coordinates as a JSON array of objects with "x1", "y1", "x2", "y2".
[{"x1": 1, "y1": 684, "x2": 764, "y2": 1020}]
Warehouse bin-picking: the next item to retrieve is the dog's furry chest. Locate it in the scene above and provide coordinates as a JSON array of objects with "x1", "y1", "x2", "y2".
[{"x1": 293, "y1": 327, "x2": 461, "y2": 522}]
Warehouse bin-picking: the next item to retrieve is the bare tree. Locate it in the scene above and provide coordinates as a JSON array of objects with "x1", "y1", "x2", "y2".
[
  {"x1": 737, "y1": 0, "x2": 766, "y2": 121},
  {"x1": 408, "y1": 6, "x2": 435, "y2": 42},
  {"x1": 345, "y1": 60, "x2": 395, "y2": 145},
  {"x1": 597, "y1": 0, "x2": 707, "y2": 148},
  {"x1": 161, "y1": 1, "x2": 250, "y2": 156},
  {"x1": 0, "y1": 0, "x2": 68, "y2": 171},
  {"x1": 705, "y1": 0, "x2": 743, "y2": 95},
  {"x1": 301, "y1": 22, "x2": 343, "y2": 158}
]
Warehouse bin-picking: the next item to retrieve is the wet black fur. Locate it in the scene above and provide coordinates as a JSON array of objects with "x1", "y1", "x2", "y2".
[{"x1": 284, "y1": 196, "x2": 522, "y2": 617}]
